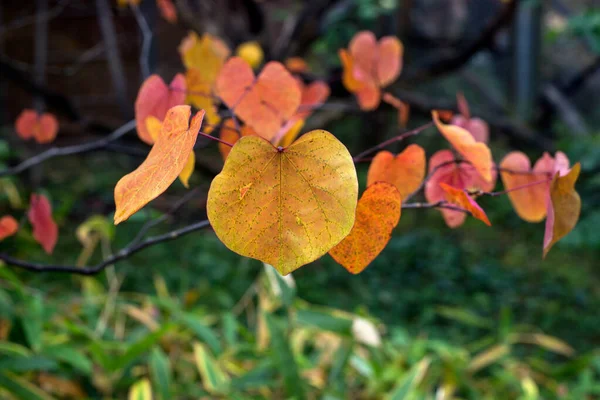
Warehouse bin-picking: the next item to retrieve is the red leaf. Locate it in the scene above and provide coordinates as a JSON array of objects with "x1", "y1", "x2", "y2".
[
  {"x1": 15, "y1": 109, "x2": 59, "y2": 144},
  {"x1": 28, "y1": 194, "x2": 58, "y2": 254}
]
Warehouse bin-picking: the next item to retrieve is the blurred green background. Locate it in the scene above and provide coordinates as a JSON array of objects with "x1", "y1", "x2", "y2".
[{"x1": 0, "y1": 0, "x2": 599, "y2": 399}]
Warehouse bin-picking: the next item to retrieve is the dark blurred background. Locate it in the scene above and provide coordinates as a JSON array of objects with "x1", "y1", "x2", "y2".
[{"x1": 0, "y1": 0, "x2": 599, "y2": 399}]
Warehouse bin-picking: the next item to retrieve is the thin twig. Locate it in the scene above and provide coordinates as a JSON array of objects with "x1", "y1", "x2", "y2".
[
  {"x1": 0, "y1": 219, "x2": 211, "y2": 275},
  {"x1": 130, "y1": 3, "x2": 153, "y2": 79},
  {"x1": 0, "y1": 120, "x2": 136, "y2": 177},
  {"x1": 402, "y1": 200, "x2": 471, "y2": 214},
  {"x1": 352, "y1": 122, "x2": 434, "y2": 162}
]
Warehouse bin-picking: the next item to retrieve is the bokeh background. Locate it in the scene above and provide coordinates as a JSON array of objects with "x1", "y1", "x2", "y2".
[{"x1": 0, "y1": 0, "x2": 599, "y2": 398}]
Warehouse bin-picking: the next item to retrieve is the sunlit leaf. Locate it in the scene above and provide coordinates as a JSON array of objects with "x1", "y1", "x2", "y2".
[
  {"x1": 329, "y1": 182, "x2": 401, "y2": 274},
  {"x1": 432, "y1": 110, "x2": 493, "y2": 182},
  {"x1": 439, "y1": 183, "x2": 491, "y2": 226},
  {"x1": 135, "y1": 74, "x2": 186, "y2": 144},
  {"x1": 28, "y1": 194, "x2": 58, "y2": 254},
  {"x1": 114, "y1": 106, "x2": 204, "y2": 224},
  {"x1": 216, "y1": 57, "x2": 301, "y2": 141},
  {"x1": 179, "y1": 32, "x2": 230, "y2": 80},
  {"x1": 0, "y1": 216, "x2": 18, "y2": 242},
  {"x1": 128, "y1": 378, "x2": 152, "y2": 400},
  {"x1": 543, "y1": 163, "x2": 581, "y2": 258},
  {"x1": 207, "y1": 130, "x2": 358, "y2": 275},
  {"x1": 366, "y1": 144, "x2": 425, "y2": 199}
]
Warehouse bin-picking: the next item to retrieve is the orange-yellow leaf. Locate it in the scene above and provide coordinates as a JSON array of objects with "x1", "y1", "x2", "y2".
[
  {"x1": 135, "y1": 74, "x2": 186, "y2": 144},
  {"x1": 146, "y1": 115, "x2": 196, "y2": 187},
  {"x1": 0, "y1": 215, "x2": 18, "y2": 241},
  {"x1": 236, "y1": 41, "x2": 264, "y2": 69},
  {"x1": 207, "y1": 130, "x2": 358, "y2": 275},
  {"x1": 186, "y1": 67, "x2": 221, "y2": 133},
  {"x1": 339, "y1": 49, "x2": 362, "y2": 92},
  {"x1": 218, "y1": 119, "x2": 257, "y2": 161},
  {"x1": 15, "y1": 109, "x2": 59, "y2": 144},
  {"x1": 543, "y1": 163, "x2": 581, "y2": 258},
  {"x1": 114, "y1": 106, "x2": 204, "y2": 224},
  {"x1": 179, "y1": 32, "x2": 230, "y2": 81},
  {"x1": 277, "y1": 119, "x2": 304, "y2": 148},
  {"x1": 439, "y1": 183, "x2": 491, "y2": 226},
  {"x1": 28, "y1": 194, "x2": 58, "y2": 254},
  {"x1": 432, "y1": 110, "x2": 493, "y2": 182},
  {"x1": 500, "y1": 151, "x2": 552, "y2": 222},
  {"x1": 425, "y1": 150, "x2": 496, "y2": 228},
  {"x1": 383, "y1": 92, "x2": 410, "y2": 128},
  {"x1": 329, "y1": 182, "x2": 401, "y2": 274},
  {"x1": 216, "y1": 57, "x2": 301, "y2": 141},
  {"x1": 367, "y1": 144, "x2": 426, "y2": 199}
]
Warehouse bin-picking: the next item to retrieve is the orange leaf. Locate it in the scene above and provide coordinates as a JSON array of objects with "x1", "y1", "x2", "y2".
[
  {"x1": 114, "y1": 106, "x2": 204, "y2": 224},
  {"x1": 207, "y1": 130, "x2": 358, "y2": 275},
  {"x1": 135, "y1": 74, "x2": 186, "y2": 144},
  {"x1": 0, "y1": 216, "x2": 18, "y2": 241},
  {"x1": 28, "y1": 194, "x2": 58, "y2": 254},
  {"x1": 218, "y1": 119, "x2": 257, "y2": 161},
  {"x1": 425, "y1": 150, "x2": 496, "y2": 228},
  {"x1": 216, "y1": 57, "x2": 301, "y2": 141},
  {"x1": 367, "y1": 144, "x2": 426, "y2": 199},
  {"x1": 543, "y1": 163, "x2": 581, "y2": 258},
  {"x1": 285, "y1": 57, "x2": 309, "y2": 73},
  {"x1": 500, "y1": 151, "x2": 552, "y2": 222},
  {"x1": 157, "y1": 0, "x2": 177, "y2": 23},
  {"x1": 383, "y1": 93, "x2": 410, "y2": 128},
  {"x1": 432, "y1": 110, "x2": 493, "y2": 182},
  {"x1": 15, "y1": 109, "x2": 58, "y2": 144},
  {"x1": 329, "y1": 182, "x2": 401, "y2": 274},
  {"x1": 293, "y1": 79, "x2": 330, "y2": 121},
  {"x1": 276, "y1": 119, "x2": 304, "y2": 148},
  {"x1": 340, "y1": 31, "x2": 403, "y2": 110},
  {"x1": 439, "y1": 183, "x2": 491, "y2": 226}
]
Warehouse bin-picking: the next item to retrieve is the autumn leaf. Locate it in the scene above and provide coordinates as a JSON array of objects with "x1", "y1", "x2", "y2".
[
  {"x1": 432, "y1": 110, "x2": 493, "y2": 182},
  {"x1": 28, "y1": 194, "x2": 58, "y2": 254},
  {"x1": 114, "y1": 106, "x2": 204, "y2": 224},
  {"x1": 451, "y1": 94, "x2": 489, "y2": 143},
  {"x1": 216, "y1": 57, "x2": 301, "y2": 141},
  {"x1": 135, "y1": 74, "x2": 186, "y2": 144},
  {"x1": 329, "y1": 182, "x2": 401, "y2": 274},
  {"x1": 367, "y1": 144, "x2": 426, "y2": 199},
  {"x1": 293, "y1": 79, "x2": 330, "y2": 121},
  {"x1": 383, "y1": 93, "x2": 410, "y2": 128},
  {"x1": 543, "y1": 163, "x2": 581, "y2": 258},
  {"x1": 425, "y1": 150, "x2": 496, "y2": 228},
  {"x1": 207, "y1": 130, "x2": 358, "y2": 275},
  {"x1": 0, "y1": 216, "x2": 19, "y2": 241},
  {"x1": 145, "y1": 115, "x2": 196, "y2": 187},
  {"x1": 285, "y1": 57, "x2": 309, "y2": 73},
  {"x1": 15, "y1": 109, "x2": 59, "y2": 144},
  {"x1": 276, "y1": 119, "x2": 304, "y2": 148},
  {"x1": 499, "y1": 151, "x2": 554, "y2": 222},
  {"x1": 236, "y1": 41, "x2": 264, "y2": 69},
  {"x1": 339, "y1": 31, "x2": 403, "y2": 110},
  {"x1": 186, "y1": 68, "x2": 221, "y2": 133},
  {"x1": 179, "y1": 32, "x2": 230, "y2": 79},
  {"x1": 157, "y1": 0, "x2": 177, "y2": 23},
  {"x1": 439, "y1": 183, "x2": 491, "y2": 226}
]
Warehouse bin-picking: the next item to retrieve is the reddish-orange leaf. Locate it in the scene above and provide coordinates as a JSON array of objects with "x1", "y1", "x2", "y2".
[
  {"x1": 15, "y1": 109, "x2": 59, "y2": 144},
  {"x1": 135, "y1": 74, "x2": 186, "y2": 144},
  {"x1": 0, "y1": 216, "x2": 18, "y2": 241},
  {"x1": 216, "y1": 57, "x2": 301, "y2": 141},
  {"x1": 28, "y1": 194, "x2": 58, "y2": 254},
  {"x1": 383, "y1": 92, "x2": 410, "y2": 127},
  {"x1": 432, "y1": 110, "x2": 493, "y2": 182},
  {"x1": 329, "y1": 182, "x2": 401, "y2": 274},
  {"x1": 218, "y1": 119, "x2": 257, "y2": 161},
  {"x1": 366, "y1": 144, "x2": 426, "y2": 199},
  {"x1": 340, "y1": 31, "x2": 403, "y2": 110},
  {"x1": 439, "y1": 183, "x2": 491, "y2": 226},
  {"x1": 285, "y1": 57, "x2": 309, "y2": 73},
  {"x1": 293, "y1": 79, "x2": 330, "y2": 121},
  {"x1": 157, "y1": 0, "x2": 177, "y2": 23},
  {"x1": 543, "y1": 163, "x2": 581, "y2": 258},
  {"x1": 456, "y1": 92, "x2": 471, "y2": 119},
  {"x1": 425, "y1": 150, "x2": 496, "y2": 228},
  {"x1": 114, "y1": 106, "x2": 204, "y2": 224},
  {"x1": 500, "y1": 151, "x2": 553, "y2": 222}
]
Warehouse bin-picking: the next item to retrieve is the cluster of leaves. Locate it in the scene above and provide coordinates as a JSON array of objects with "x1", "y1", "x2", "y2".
[{"x1": 1, "y1": 263, "x2": 599, "y2": 400}]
